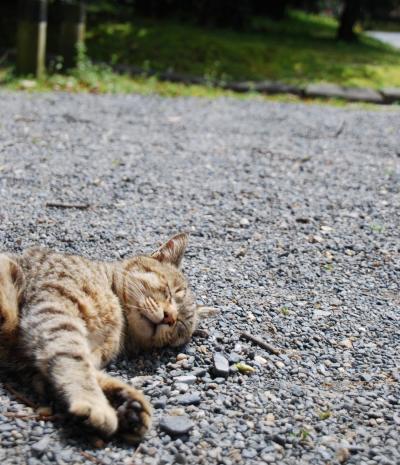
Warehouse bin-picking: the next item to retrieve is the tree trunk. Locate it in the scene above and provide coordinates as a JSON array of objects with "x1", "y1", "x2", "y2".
[
  {"x1": 58, "y1": 0, "x2": 86, "y2": 69},
  {"x1": 337, "y1": 0, "x2": 361, "y2": 41},
  {"x1": 16, "y1": 0, "x2": 48, "y2": 77},
  {"x1": 253, "y1": 0, "x2": 289, "y2": 20}
]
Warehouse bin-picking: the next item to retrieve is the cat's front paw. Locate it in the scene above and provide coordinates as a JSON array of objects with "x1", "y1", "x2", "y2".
[
  {"x1": 110, "y1": 387, "x2": 152, "y2": 442},
  {"x1": 141, "y1": 297, "x2": 164, "y2": 324},
  {"x1": 70, "y1": 398, "x2": 118, "y2": 436}
]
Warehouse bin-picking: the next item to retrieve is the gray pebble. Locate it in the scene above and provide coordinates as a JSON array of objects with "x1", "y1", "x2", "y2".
[
  {"x1": 212, "y1": 353, "x2": 230, "y2": 378},
  {"x1": 159, "y1": 416, "x2": 194, "y2": 436}
]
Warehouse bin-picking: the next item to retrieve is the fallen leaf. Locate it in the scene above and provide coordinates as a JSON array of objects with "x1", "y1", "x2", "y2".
[{"x1": 235, "y1": 362, "x2": 256, "y2": 374}]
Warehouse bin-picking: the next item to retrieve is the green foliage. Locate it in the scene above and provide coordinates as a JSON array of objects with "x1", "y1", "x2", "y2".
[
  {"x1": 85, "y1": 10, "x2": 400, "y2": 89},
  {"x1": 280, "y1": 306, "x2": 290, "y2": 316},
  {"x1": 370, "y1": 223, "x2": 385, "y2": 233},
  {"x1": 318, "y1": 410, "x2": 332, "y2": 420}
]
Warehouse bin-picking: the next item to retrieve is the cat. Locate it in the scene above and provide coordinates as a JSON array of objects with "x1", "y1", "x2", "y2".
[{"x1": 0, "y1": 233, "x2": 216, "y2": 442}]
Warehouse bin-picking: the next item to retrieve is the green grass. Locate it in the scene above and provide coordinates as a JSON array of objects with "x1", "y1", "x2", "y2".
[
  {"x1": 0, "y1": 63, "x2": 240, "y2": 97},
  {"x1": 85, "y1": 10, "x2": 400, "y2": 89},
  {"x1": 0, "y1": 55, "x2": 363, "y2": 107},
  {"x1": 0, "y1": 63, "x2": 395, "y2": 111}
]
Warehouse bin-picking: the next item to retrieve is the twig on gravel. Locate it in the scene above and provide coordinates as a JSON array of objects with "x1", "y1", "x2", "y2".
[
  {"x1": 129, "y1": 444, "x2": 144, "y2": 464},
  {"x1": 3, "y1": 383, "x2": 38, "y2": 408},
  {"x1": 0, "y1": 142, "x2": 16, "y2": 154},
  {"x1": 81, "y1": 451, "x2": 107, "y2": 465},
  {"x1": 46, "y1": 202, "x2": 91, "y2": 210},
  {"x1": 4, "y1": 412, "x2": 59, "y2": 421},
  {"x1": 333, "y1": 121, "x2": 345, "y2": 138},
  {"x1": 240, "y1": 331, "x2": 281, "y2": 355}
]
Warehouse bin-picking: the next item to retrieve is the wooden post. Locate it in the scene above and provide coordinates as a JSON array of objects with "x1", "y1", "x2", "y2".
[
  {"x1": 59, "y1": 1, "x2": 86, "y2": 69},
  {"x1": 16, "y1": 0, "x2": 48, "y2": 77}
]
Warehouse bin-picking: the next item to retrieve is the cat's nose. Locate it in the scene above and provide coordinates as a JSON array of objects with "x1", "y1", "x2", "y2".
[{"x1": 162, "y1": 310, "x2": 176, "y2": 326}]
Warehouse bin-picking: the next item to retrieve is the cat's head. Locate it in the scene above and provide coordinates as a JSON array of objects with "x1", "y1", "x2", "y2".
[{"x1": 118, "y1": 233, "x2": 217, "y2": 349}]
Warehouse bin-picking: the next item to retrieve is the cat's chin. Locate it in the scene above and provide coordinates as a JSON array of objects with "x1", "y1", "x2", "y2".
[{"x1": 152, "y1": 323, "x2": 174, "y2": 348}]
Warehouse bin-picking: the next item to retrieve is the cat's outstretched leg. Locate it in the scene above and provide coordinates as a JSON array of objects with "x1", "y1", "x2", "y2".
[
  {"x1": 22, "y1": 303, "x2": 118, "y2": 436},
  {"x1": 96, "y1": 371, "x2": 152, "y2": 443}
]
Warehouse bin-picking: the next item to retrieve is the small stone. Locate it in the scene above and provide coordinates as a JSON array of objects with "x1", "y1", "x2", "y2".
[
  {"x1": 153, "y1": 399, "x2": 167, "y2": 409},
  {"x1": 234, "y1": 343, "x2": 243, "y2": 353},
  {"x1": 59, "y1": 449, "x2": 74, "y2": 461},
  {"x1": 191, "y1": 368, "x2": 207, "y2": 377},
  {"x1": 31, "y1": 436, "x2": 50, "y2": 456},
  {"x1": 174, "y1": 383, "x2": 189, "y2": 393},
  {"x1": 228, "y1": 353, "x2": 241, "y2": 364},
  {"x1": 130, "y1": 375, "x2": 153, "y2": 387},
  {"x1": 309, "y1": 235, "x2": 324, "y2": 243},
  {"x1": 212, "y1": 353, "x2": 230, "y2": 378},
  {"x1": 169, "y1": 407, "x2": 185, "y2": 416},
  {"x1": 176, "y1": 353, "x2": 188, "y2": 362},
  {"x1": 174, "y1": 375, "x2": 197, "y2": 385},
  {"x1": 254, "y1": 355, "x2": 267, "y2": 365},
  {"x1": 147, "y1": 447, "x2": 157, "y2": 457},
  {"x1": 339, "y1": 338, "x2": 353, "y2": 349},
  {"x1": 0, "y1": 424, "x2": 14, "y2": 432},
  {"x1": 240, "y1": 218, "x2": 250, "y2": 226},
  {"x1": 275, "y1": 361, "x2": 285, "y2": 369},
  {"x1": 235, "y1": 247, "x2": 247, "y2": 258},
  {"x1": 336, "y1": 447, "x2": 350, "y2": 463},
  {"x1": 177, "y1": 393, "x2": 201, "y2": 406},
  {"x1": 174, "y1": 453, "x2": 187, "y2": 464},
  {"x1": 265, "y1": 413, "x2": 275, "y2": 426},
  {"x1": 159, "y1": 415, "x2": 194, "y2": 436},
  {"x1": 313, "y1": 309, "x2": 331, "y2": 318},
  {"x1": 159, "y1": 452, "x2": 175, "y2": 464},
  {"x1": 242, "y1": 449, "x2": 258, "y2": 459}
]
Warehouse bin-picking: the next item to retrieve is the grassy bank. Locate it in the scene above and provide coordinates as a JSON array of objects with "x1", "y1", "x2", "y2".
[{"x1": 86, "y1": 10, "x2": 400, "y2": 89}]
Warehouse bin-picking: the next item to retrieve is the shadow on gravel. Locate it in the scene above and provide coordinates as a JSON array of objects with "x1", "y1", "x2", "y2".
[{"x1": 0, "y1": 340, "x2": 203, "y2": 446}]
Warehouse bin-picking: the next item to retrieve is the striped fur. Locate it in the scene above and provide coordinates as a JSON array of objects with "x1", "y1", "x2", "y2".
[{"x1": 0, "y1": 233, "x2": 212, "y2": 440}]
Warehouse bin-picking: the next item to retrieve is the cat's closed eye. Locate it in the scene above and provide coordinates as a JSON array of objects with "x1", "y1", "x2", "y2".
[{"x1": 174, "y1": 287, "x2": 186, "y2": 299}]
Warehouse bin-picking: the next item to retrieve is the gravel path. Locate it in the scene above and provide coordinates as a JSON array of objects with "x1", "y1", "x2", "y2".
[
  {"x1": 366, "y1": 31, "x2": 400, "y2": 49},
  {"x1": 0, "y1": 92, "x2": 399, "y2": 465}
]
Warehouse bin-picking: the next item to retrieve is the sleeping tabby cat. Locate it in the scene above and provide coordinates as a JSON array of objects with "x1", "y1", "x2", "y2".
[{"x1": 0, "y1": 233, "x2": 215, "y2": 442}]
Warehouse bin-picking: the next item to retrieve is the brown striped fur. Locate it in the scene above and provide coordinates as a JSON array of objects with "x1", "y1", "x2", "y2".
[{"x1": 0, "y1": 233, "x2": 216, "y2": 441}]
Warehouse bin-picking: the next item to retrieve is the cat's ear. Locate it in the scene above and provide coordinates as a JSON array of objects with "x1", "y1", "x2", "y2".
[
  {"x1": 8, "y1": 259, "x2": 24, "y2": 289},
  {"x1": 197, "y1": 306, "x2": 219, "y2": 320},
  {"x1": 151, "y1": 233, "x2": 189, "y2": 268}
]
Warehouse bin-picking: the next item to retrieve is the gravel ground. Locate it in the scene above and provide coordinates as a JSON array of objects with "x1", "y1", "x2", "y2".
[{"x1": 0, "y1": 92, "x2": 399, "y2": 465}]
